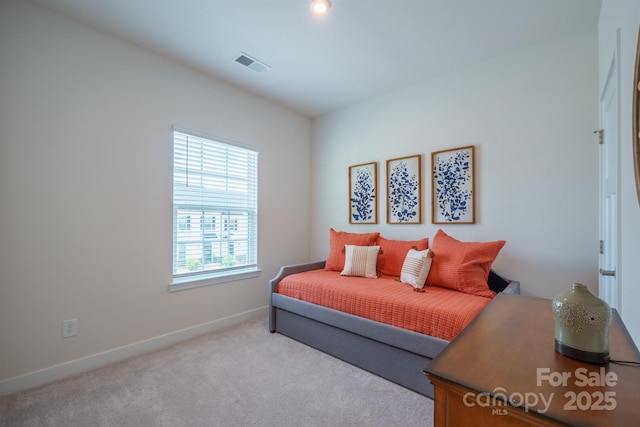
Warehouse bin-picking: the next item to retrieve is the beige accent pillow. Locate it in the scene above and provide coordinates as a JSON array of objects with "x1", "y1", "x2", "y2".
[
  {"x1": 400, "y1": 249, "x2": 434, "y2": 289},
  {"x1": 341, "y1": 245, "x2": 380, "y2": 279}
]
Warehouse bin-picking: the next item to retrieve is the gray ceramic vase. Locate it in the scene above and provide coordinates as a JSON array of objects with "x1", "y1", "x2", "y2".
[{"x1": 551, "y1": 283, "x2": 612, "y2": 364}]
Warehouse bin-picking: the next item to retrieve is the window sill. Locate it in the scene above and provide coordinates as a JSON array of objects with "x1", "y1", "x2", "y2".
[{"x1": 169, "y1": 267, "x2": 261, "y2": 292}]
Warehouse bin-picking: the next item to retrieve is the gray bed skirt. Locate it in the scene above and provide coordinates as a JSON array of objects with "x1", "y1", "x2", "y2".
[{"x1": 269, "y1": 261, "x2": 520, "y2": 398}]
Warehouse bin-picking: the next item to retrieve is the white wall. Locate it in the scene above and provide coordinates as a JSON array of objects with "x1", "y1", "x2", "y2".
[
  {"x1": 311, "y1": 28, "x2": 600, "y2": 300},
  {"x1": 598, "y1": 0, "x2": 640, "y2": 346},
  {"x1": 0, "y1": 0, "x2": 312, "y2": 390},
  {"x1": 4, "y1": 0, "x2": 637, "y2": 395}
]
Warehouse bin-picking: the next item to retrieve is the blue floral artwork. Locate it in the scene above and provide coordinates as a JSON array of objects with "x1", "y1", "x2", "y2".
[
  {"x1": 349, "y1": 162, "x2": 377, "y2": 224},
  {"x1": 432, "y1": 146, "x2": 475, "y2": 223},
  {"x1": 386, "y1": 155, "x2": 421, "y2": 224}
]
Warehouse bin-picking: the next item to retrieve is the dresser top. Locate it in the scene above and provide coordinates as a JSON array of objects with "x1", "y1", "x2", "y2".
[{"x1": 425, "y1": 293, "x2": 640, "y2": 427}]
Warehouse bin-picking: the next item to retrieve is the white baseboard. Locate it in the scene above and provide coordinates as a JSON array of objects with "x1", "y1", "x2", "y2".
[{"x1": 0, "y1": 306, "x2": 268, "y2": 396}]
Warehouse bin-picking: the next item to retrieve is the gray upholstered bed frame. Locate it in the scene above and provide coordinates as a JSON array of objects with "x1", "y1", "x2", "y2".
[{"x1": 268, "y1": 261, "x2": 520, "y2": 399}]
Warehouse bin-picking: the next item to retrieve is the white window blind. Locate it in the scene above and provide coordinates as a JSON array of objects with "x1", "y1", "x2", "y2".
[{"x1": 172, "y1": 129, "x2": 258, "y2": 289}]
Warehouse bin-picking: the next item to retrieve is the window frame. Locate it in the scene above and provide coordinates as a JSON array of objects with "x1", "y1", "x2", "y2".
[{"x1": 169, "y1": 127, "x2": 260, "y2": 292}]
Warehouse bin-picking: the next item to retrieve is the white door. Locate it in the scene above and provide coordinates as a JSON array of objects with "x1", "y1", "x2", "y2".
[{"x1": 598, "y1": 53, "x2": 620, "y2": 310}]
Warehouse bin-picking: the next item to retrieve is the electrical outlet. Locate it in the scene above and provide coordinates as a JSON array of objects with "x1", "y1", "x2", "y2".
[{"x1": 62, "y1": 319, "x2": 77, "y2": 338}]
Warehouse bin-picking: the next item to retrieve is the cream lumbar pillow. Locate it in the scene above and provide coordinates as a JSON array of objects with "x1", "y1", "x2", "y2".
[
  {"x1": 341, "y1": 245, "x2": 380, "y2": 279},
  {"x1": 400, "y1": 248, "x2": 434, "y2": 291}
]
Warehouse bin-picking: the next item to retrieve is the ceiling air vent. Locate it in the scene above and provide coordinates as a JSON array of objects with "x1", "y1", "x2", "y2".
[{"x1": 233, "y1": 52, "x2": 271, "y2": 73}]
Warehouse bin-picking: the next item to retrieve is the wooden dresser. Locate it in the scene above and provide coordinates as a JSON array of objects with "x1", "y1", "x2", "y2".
[{"x1": 424, "y1": 293, "x2": 640, "y2": 427}]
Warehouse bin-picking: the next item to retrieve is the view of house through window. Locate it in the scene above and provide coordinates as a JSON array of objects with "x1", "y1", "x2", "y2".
[{"x1": 172, "y1": 129, "x2": 258, "y2": 282}]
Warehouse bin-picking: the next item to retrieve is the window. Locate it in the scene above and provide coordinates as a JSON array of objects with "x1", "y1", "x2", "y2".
[
  {"x1": 171, "y1": 128, "x2": 259, "y2": 291},
  {"x1": 178, "y1": 215, "x2": 191, "y2": 231},
  {"x1": 201, "y1": 214, "x2": 216, "y2": 232}
]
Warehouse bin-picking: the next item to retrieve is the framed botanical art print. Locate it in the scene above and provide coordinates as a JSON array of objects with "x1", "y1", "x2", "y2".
[
  {"x1": 349, "y1": 162, "x2": 377, "y2": 224},
  {"x1": 386, "y1": 154, "x2": 422, "y2": 224},
  {"x1": 431, "y1": 145, "x2": 475, "y2": 224}
]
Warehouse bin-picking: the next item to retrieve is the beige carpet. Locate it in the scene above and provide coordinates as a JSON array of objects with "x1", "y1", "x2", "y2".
[{"x1": 0, "y1": 316, "x2": 434, "y2": 426}]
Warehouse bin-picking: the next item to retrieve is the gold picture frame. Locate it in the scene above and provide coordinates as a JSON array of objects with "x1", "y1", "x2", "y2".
[
  {"x1": 386, "y1": 154, "x2": 422, "y2": 224},
  {"x1": 431, "y1": 145, "x2": 475, "y2": 224},
  {"x1": 349, "y1": 162, "x2": 377, "y2": 224}
]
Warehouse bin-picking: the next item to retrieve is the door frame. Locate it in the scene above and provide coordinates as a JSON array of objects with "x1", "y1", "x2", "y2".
[{"x1": 598, "y1": 34, "x2": 622, "y2": 312}]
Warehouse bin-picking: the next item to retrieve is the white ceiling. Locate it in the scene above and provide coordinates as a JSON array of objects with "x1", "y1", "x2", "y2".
[{"x1": 32, "y1": 0, "x2": 602, "y2": 118}]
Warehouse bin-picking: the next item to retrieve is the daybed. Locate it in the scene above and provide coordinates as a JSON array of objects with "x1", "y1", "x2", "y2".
[{"x1": 268, "y1": 229, "x2": 520, "y2": 399}]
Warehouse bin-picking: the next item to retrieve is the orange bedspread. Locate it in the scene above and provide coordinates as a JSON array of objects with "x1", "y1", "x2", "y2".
[{"x1": 275, "y1": 269, "x2": 493, "y2": 341}]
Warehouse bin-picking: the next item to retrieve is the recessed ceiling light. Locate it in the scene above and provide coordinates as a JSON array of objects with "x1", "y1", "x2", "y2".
[{"x1": 311, "y1": 0, "x2": 331, "y2": 15}]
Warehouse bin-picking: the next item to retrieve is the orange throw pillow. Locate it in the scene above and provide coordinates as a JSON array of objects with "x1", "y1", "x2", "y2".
[
  {"x1": 325, "y1": 228, "x2": 380, "y2": 272},
  {"x1": 375, "y1": 236, "x2": 429, "y2": 277},
  {"x1": 426, "y1": 229, "x2": 505, "y2": 298}
]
